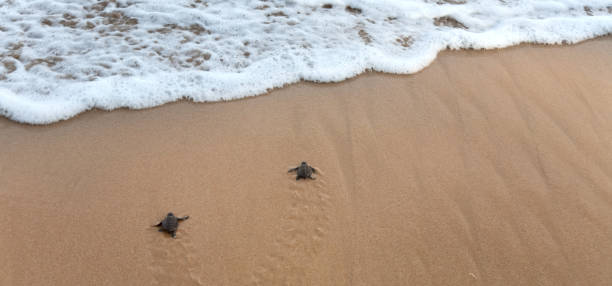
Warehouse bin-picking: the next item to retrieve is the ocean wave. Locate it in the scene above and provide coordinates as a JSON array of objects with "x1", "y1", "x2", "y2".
[{"x1": 1, "y1": 0, "x2": 611, "y2": 124}]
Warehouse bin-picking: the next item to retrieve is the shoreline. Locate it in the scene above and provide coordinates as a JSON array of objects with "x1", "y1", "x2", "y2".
[
  {"x1": 1, "y1": 37, "x2": 612, "y2": 285},
  {"x1": 1, "y1": 36, "x2": 610, "y2": 126}
]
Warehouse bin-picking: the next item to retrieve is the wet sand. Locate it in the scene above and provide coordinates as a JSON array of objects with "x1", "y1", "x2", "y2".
[{"x1": 1, "y1": 37, "x2": 612, "y2": 285}]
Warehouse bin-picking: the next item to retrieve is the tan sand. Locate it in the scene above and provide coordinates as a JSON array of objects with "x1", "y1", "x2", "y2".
[{"x1": 1, "y1": 37, "x2": 612, "y2": 285}]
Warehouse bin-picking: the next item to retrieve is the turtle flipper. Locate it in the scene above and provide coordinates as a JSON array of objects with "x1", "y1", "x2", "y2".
[
  {"x1": 288, "y1": 167, "x2": 298, "y2": 173},
  {"x1": 153, "y1": 221, "x2": 162, "y2": 227},
  {"x1": 311, "y1": 167, "x2": 317, "y2": 174},
  {"x1": 178, "y1": 216, "x2": 189, "y2": 221}
]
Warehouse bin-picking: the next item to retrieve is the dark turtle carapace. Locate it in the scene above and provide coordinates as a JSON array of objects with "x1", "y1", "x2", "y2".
[
  {"x1": 153, "y1": 212, "x2": 189, "y2": 238},
  {"x1": 288, "y1": 161, "x2": 317, "y2": 180}
]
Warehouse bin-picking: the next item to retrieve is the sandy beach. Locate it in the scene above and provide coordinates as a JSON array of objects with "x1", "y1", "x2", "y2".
[{"x1": 1, "y1": 37, "x2": 612, "y2": 285}]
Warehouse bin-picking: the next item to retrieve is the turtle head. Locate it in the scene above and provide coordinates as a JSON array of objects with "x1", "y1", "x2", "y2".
[
  {"x1": 301, "y1": 161, "x2": 307, "y2": 165},
  {"x1": 167, "y1": 212, "x2": 174, "y2": 217}
]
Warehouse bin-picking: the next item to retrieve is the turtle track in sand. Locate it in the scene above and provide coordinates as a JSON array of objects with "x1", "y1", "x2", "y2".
[
  {"x1": 147, "y1": 227, "x2": 204, "y2": 285},
  {"x1": 249, "y1": 174, "x2": 334, "y2": 285}
]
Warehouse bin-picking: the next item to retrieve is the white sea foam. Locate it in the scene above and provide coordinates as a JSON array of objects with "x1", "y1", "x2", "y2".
[{"x1": 1, "y1": 0, "x2": 611, "y2": 124}]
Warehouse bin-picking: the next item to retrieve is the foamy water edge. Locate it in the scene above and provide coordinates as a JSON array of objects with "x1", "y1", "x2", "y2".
[{"x1": 1, "y1": 0, "x2": 611, "y2": 124}]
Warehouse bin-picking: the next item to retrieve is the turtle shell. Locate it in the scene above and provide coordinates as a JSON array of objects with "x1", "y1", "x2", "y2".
[
  {"x1": 161, "y1": 215, "x2": 179, "y2": 232},
  {"x1": 297, "y1": 164, "x2": 313, "y2": 178}
]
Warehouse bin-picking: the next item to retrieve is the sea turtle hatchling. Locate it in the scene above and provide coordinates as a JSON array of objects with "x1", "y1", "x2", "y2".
[
  {"x1": 153, "y1": 212, "x2": 189, "y2": 238},
  {"x1": 288, "y1": 161, "x2": 317, "y2": 180}
]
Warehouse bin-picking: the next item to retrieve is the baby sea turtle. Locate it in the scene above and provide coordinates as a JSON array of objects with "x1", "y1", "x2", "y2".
[
  {"x1": 153, "y1": 212, "x2": 189, "y2": 238},
  {"x1": 288, "y1": 161, "x2": 317, "y2": 180}
]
